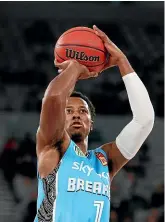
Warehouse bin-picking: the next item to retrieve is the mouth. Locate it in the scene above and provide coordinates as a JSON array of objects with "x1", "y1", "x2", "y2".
[{"x1": 71, "y1": 122, "x2": 83, "y2": 128}]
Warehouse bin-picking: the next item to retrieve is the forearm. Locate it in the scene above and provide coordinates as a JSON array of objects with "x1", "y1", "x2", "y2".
[
  {"x1": 44, "y1": 63, "x2": 80, "y2": 99},
  {"x1": 116, "y1": 65, "x2": 155, "y2": 159},
  {"x1": 118, "y1": 56, "x2": 154, "y2": 123},
  {"x1": 93, "y1": 25, "x2": 155, "y2": 160},
  {"x1": 122, "y1": 71, "x2": 155, "y2": 124},
  {"x1": 38, "y1": 62, "x2": 80, "y2": 145}
]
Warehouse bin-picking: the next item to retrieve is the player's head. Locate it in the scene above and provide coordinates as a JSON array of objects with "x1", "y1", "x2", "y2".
[{"x1": 65, "y1": 91, "x2": 96, "y2": 143}]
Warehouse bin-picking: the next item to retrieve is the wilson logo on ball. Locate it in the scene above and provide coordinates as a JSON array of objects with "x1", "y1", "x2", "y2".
[{"x1": 66, "y1": 49, "x2": 99, "y2": 62}]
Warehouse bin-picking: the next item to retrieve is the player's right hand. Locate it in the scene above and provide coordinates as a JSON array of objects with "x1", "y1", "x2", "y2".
[
  {"x1": 54, "y1": 59, "x2": 98, "y2": 80},
  {"x1": 93, "y1": 25, "x2": 127, "y2": 71}
]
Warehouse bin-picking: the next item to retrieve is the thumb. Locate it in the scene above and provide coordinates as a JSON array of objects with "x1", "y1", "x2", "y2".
[
  {"x1": 91, "y1": 72, "x2": 99, "y2": 77},
  {"x1": 54, "y1": 59, "x2": 61, "y2": 68},
  {"x1": 54, "y1": 60, "x2": 69, "y2": 69},
  {"x1": 58, "y1": 69, "x2": 63, "y2": 74}
]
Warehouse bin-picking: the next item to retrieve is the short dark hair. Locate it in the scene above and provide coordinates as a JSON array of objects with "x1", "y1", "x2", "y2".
[{"x1": 70, "y1": 91, "x2": 96, "y2": 121}]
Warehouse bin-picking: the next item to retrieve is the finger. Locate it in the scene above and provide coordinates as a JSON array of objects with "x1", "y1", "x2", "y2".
[
  {"x1": 93, "y1": 28, "x2": 105, "y2": 39},
  {"x1": 58, "y1": 69, "x2": 63, "y2": 73},
  {"x1": 54, "y1": 57, "x2": 60, "y2": 66},
  {"x1": 54, "y1": 59, "x2": 57, "y2": 66},
  {"x1": 93, "y1": 25, "x2": 104, "y2": 33},
  {"x1": 54, "y1": 59, "x2": 61, "y2": 67},
  {"x1": 90, "y1": 72, "x2": 99, "y2": 77},
  {"x1": 93, "y1": 25, "x2": 100, "y2": 36},
  {"x1": 93, "y1": 25, "x2": 115, "y2": 47},
  {"x1": 93, "y1": 25, "x2": 108, "y2": 42},
  {"x1": 104, "y1": 39, "x2": 116, "y2": 49},
  {"x1": 55, "y1": 62, "x2": 63, "y2": 68},
  {"x1": 94, "y1": 73, "x2": 99, "y2": 77},
  {"x1": 93, "y1": 25, "x2": 104, "y2": 35},
  {"x1": 104, "y1": 42, "x2": 116, "y2": 54},
  {"x1": 55, "y1": 60, "x2": 69, "y2": 69}
]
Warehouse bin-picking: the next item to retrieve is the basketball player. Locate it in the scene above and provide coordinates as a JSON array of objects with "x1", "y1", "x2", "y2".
[{"x1": 34, "y1": 25, "x2": 154, "y2": 222}]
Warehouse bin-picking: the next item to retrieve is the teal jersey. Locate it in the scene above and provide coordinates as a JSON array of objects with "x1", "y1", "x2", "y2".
[{"x1": 34, "y1": 140, "x2": 111, "y2": 222}]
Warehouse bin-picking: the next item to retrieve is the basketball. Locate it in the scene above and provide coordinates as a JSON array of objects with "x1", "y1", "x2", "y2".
[{"x1": 54, "y1": 27, "x2": 107, "y2": 72}]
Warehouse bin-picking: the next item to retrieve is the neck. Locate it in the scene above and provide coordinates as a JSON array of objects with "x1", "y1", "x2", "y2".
[{"x1": 76, "y1": 137, "x2": 88, "y2": 155}]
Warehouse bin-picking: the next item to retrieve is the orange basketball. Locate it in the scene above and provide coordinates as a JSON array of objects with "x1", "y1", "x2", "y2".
[{"x1": 54, "y1": 27, "x2": 107, "y2": 72}]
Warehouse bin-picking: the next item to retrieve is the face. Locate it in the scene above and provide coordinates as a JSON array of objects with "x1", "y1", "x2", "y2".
[{"x1": 65, "y1": 97, "x2": 93, "y2": 142}]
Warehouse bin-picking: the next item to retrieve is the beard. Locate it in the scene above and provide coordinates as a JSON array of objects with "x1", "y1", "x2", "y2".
[{"x1": 71, "y1": 133, "x2": 83, "y2": 143}]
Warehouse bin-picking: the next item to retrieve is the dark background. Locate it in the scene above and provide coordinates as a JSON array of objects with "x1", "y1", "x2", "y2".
[{"x1": 0, "y1": 2, "x2": 164, "y2": 222}]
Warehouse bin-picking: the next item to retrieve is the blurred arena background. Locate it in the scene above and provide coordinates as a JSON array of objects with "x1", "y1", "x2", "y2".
[{"x1": 0, "y1": 1, "x2": 164, "y2": 222}]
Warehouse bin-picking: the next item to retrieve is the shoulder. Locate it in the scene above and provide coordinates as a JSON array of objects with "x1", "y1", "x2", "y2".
[
  {"x1": 94, "y1": 147, "x2": 108, "y2": 159},
  {"x1": 90, "y1": 147, "x2": 108, "y2": 166}
]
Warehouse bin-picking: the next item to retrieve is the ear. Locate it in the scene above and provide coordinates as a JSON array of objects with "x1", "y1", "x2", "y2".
[{"x1": 90, "y1": 120, "x2": 94, "y2": 131}]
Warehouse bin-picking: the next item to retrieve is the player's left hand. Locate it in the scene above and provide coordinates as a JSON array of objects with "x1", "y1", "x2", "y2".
[{"x1": 93, "y1": 25, "x2": 127, "y2": 72}]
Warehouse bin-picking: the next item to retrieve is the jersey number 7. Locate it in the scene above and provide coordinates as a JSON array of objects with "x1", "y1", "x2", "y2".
[{"x1": 94, "y1": 201, "x2": 104, "y2": 222}]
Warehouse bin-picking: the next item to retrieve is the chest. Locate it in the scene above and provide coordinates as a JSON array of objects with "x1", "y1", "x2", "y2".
[{"x1": 57, "y1": 152, "x2": 110, "y2": 199}]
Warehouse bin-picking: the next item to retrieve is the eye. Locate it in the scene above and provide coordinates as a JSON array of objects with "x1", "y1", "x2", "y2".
[
  {"x1": 66, "y1": 109, "x2": 73, "y2": 114},
  {"x1": 80, "y1": 109, "x2": 87, "y2": 114}
]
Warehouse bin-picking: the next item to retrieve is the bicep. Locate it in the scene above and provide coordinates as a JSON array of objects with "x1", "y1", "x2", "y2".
[
  {"x1": 103, "y1": 117, "x2": 154, "y2": 179},
  {"x1": 102, "y1": 142, "x2": 129, "y2": 180},
  {"x1": 39, "y1": 95, "x2": 66, "y2": 146}
]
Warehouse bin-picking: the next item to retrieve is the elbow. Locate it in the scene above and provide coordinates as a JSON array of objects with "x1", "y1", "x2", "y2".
[
  {"x1": 41, "y1": 94, "x2": 66, "y2": 114},
  {"x1": 134, "y1": 104, "x2": 155, "y2": 129},
  {"x1": 43, "y1": 92, "x2": 65, "y2": 104},
  {"x1": 145, "y1": 106, "x2": 155, "y2": 129},
  {"x1": 143, "y1": 103, "x2": 155, "y2": 127}
]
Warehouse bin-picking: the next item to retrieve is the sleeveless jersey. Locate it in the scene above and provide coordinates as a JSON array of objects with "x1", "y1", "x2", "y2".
[{"x1": 34, "y1": 140, "x2": 111, "y2": 222}]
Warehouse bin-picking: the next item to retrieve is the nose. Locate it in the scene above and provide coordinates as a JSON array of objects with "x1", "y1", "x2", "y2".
[{"x1": 72, "y1": 111, "x2": 81, "y2": 120}]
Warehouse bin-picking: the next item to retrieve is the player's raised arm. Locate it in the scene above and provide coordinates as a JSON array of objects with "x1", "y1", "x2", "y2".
[
  {"x1": 37, "y1": 60, "x2": 97, "y2": 156},
  {"x1": 93, "y1": 25, "x2": 155, "y2": 179}
]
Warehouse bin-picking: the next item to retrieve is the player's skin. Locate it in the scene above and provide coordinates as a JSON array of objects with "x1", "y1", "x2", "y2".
[{"x1": 37, "y1": 25, "x2": 135, "y2": 181}]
